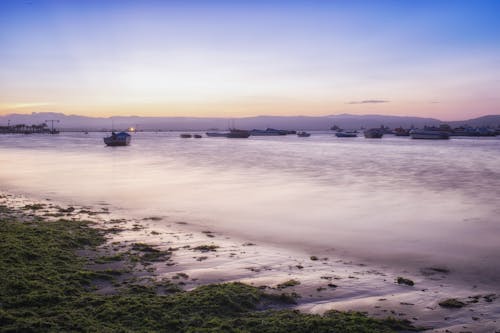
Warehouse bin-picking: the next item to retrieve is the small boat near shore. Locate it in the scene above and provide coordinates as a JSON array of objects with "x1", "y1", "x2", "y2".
[
  {"x1": 180, "y1": 134, "x2": 192, "y2": 138},
  {"x1": 297, "y1": 131, "x2": 311, "y2": 137},
  {"x1": 363, "y1": 128, "x2": 384, "y2": 138},
  {"x1": 410, "y1": 129, "x2": 450, "y2": 140},
  {"x1": 103, "y1": 131, "x2": 131, "y2": 146}
]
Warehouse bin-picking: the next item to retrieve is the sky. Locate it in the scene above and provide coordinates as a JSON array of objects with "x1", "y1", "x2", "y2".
[{"x1": 1, "y1": 0, "x2": 499, "y2": 120}]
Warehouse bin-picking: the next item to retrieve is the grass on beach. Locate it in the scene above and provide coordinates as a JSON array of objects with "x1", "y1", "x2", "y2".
[{"x1": 0, "y1": 205, "x2": 418, "y2": 332}]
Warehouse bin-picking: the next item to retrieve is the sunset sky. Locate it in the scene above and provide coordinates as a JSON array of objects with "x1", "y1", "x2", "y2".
[{"x1": 1, "y1": 0, "x2": 499, "y2": 120}]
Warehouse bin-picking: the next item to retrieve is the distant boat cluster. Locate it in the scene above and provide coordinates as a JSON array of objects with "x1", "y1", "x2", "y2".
[
  {"x1": 332, "y1": 124, "x2": 500, "y2": 140},
  {"x1": 2, "y1": 121, "x2": 498, "y2": 147},
  {"x1": 204, "y1": 128, "x2": 298, "y2": 138}
]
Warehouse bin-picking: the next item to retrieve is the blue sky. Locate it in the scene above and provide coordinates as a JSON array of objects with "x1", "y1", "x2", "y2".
[{"x1": 1, "y1": 0, "x2": 499, "y2": 119}]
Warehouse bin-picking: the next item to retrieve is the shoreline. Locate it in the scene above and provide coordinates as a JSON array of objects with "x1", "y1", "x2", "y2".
[{"x1": 1, "y1": 190, "x2": 498, "y2": 332}]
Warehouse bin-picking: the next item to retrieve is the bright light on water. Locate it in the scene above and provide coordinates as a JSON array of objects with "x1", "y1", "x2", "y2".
[{"x1": 1, "y1": 132, "x2": 499, "y2": 286}]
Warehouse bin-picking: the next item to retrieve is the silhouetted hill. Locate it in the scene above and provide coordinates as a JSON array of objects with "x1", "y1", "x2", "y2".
[
  {"x1": 0, "y1": 112, "x2": 498, "y2": 131},
  {"x1": 448, "y1": 115, "x2": 500, "y2": 127}
]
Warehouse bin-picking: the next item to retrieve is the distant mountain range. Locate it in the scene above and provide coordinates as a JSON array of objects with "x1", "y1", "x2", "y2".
[{"x1": 0, "y1": 112, "x2": 499, "y2": 131}]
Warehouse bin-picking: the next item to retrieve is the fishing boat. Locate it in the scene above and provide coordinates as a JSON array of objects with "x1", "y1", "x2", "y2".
[
  {"x1": 297, "y1": 131, "x2": 311, "y2": 137},
  {"x1": 103, "y1": 131, "x2": 131, "y2": 146},
  {"x1": 394, "y1": 128, "x2": 410, "y2": 136},
  {"x1": 363, "y1": 128, "x2": 384, "y2": 138},
  {"x1": 206, "y1": 129, "x2": 250, "y2": 138},
  {"x1": 335, "y1": 132, "x2": 357, "y2": 138},
  {"x1": 180, "y1": 134, "x2": 192, "y2": 138},
  {"x1": 409, "y1": 129, "x2": 449, "y2": 140},
  {"x1": 249, "y1": 128, "x2": 288, "y2": 136},
  {"x1": 206, "y1": 132, "x2": 229, "y2": 137},
  {"x1": 193, "y1": 134, "x2": 202, "y2": 138},
  {"x1": 227, "y1": 129, "x2": 250, "y2": 138}
]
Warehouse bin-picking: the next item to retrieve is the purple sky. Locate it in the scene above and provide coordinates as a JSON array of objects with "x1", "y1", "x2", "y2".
[{"x1": 1, "y1": 1, "x2": 499, "y2": 120}]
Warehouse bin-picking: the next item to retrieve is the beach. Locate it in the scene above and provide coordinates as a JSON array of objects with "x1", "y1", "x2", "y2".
[
  {"x1": 1, "y1": 132, "x2": 500, "y2": 331},
  {"x1": 2, "y1": 0, "x2": 500, "y2": 330},
  {"x1": 1, "y1": 171, "x2": 499, "y2": 331}
]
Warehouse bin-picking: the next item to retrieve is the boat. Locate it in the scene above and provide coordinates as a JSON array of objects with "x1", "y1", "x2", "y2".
[
  {"x1": 409, "y1": 129, "x2": 449, "y2": 140},
  {"x1": 206, "y1": 132, "x2": 229, "y2": 137},
  {"x1": 193, "y1": 134, "x2": 202, "y2": 138},
  {"x1": 335, "y1": 132, "x2": 357, "y2": 138},
  {"x1": 249, "y1": 128, "x2": 287, "y2": 136},
  {"x1": 227, "y1": 129, "x2": 250, "y2": 138},
  {"x1": 363, "y1": 128, "x2": 384, "y2": 138},
  {"x1": 180, "y1": 134, "x2": 192, "y2": 138},
  {"x1": 394, "y1": 128, "x2": 410, "y2": 136},
  {"x1": 103, "y1": 131, "x2": 131, "y2": 146},
  {"x1": 206, "y1": 129, "x2": 250, "y2": 138},
  {"x1": 297, "y1": 131, "x2": 311, "y2": 137}
]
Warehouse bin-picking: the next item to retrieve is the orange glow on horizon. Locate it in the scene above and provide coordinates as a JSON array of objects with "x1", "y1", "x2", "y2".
[{"x1": 0, "y1": 98, "x2": 497, "y2": 121}]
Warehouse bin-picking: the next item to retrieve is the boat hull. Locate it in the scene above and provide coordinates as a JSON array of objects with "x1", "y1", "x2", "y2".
[
  {"x1": 335, "y1": 132, "x2": 357, "y2": 138},
  {"x1": 410, "y1": 130, "x2": 449, "y2": 140},
  {"x1": 103, "y1": 137, "x2": 130, "y2": 146},
  {"x1": 227, "y1": 130, "x2": 250, "y2": 138},
  {"x1": 206, "y1": 130, "x2": 250, "y2": 138},
  {"x1": 410, "y1": 133, "x2": 449, "y2": 139},
  {"x1": 363, "y1": 129, "x2": 384, "y2": 138},
  {"x1": 206, "y1": 132, "x2": 229, "y2": 137},
  {"x1": 103, "y1": 132, "x2": 131, "y2": 146},
  {"x1": 250, "y1": 129, "x2": 287, "y2": 136}
]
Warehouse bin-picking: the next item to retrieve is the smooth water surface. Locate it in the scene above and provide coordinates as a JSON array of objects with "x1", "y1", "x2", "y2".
[{"x1": 1, "y1": 132, "x2": 499, "y2": 285}]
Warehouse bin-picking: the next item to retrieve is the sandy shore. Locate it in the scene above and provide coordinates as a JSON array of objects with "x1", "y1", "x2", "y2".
[{"x1": 1, "y1": 190, "x2": 498, "y2": 332}]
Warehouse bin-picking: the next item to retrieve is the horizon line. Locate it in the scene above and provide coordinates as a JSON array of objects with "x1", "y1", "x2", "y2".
[{"x1": 1, "y1": 111, "x2": 499, "y2": 123}]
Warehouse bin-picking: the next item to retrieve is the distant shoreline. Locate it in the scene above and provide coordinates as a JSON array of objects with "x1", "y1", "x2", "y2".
[{"x1": 1, "y1": 112, "x2": 499, "y2": 132}]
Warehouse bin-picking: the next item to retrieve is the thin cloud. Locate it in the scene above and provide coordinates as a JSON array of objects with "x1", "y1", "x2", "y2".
[
  {"x1": 347, "y1": 100, "x2": 390, "y2": 105},
  {"x1": 0, "y1": 102, "x2": 53, "y2": 110}
]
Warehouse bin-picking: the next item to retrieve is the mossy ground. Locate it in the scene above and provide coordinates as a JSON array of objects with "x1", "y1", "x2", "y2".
[
  {"x1": 0, "y1": 206, "x2": 417, "y2": 332},
  {"x1": 438, "y1": 298, "x2": 466, "y2": 308}
]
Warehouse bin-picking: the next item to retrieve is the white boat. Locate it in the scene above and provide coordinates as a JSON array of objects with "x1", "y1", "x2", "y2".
[
  {"x1": 410, "y1": 129, "x2": 449, "y2": 140},
  {"x1": 103, "y1": 132, "x2": 131, "y2": 146}
]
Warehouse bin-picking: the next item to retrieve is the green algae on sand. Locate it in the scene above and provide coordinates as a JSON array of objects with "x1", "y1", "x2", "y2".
[
  {"x1": 438, "y1": 298, "x2": 466, "y2": 308},
  {"x1": 0, "y1": 208, "x2": 418, "y2": 332}
]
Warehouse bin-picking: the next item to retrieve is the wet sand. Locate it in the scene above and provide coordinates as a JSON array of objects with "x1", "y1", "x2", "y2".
[{"x1": 1, "y1": 191, "x2": 498, "y2": 332}]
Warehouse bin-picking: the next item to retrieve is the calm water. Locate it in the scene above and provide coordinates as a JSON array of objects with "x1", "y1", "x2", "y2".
[{"x1": 1, "y1": 132, "x2": 500, "y2": 285}]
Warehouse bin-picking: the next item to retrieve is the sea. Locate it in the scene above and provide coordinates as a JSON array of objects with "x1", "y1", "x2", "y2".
[{"x1": 1, "y1": 131, "x2": 499, "y2": 287}]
